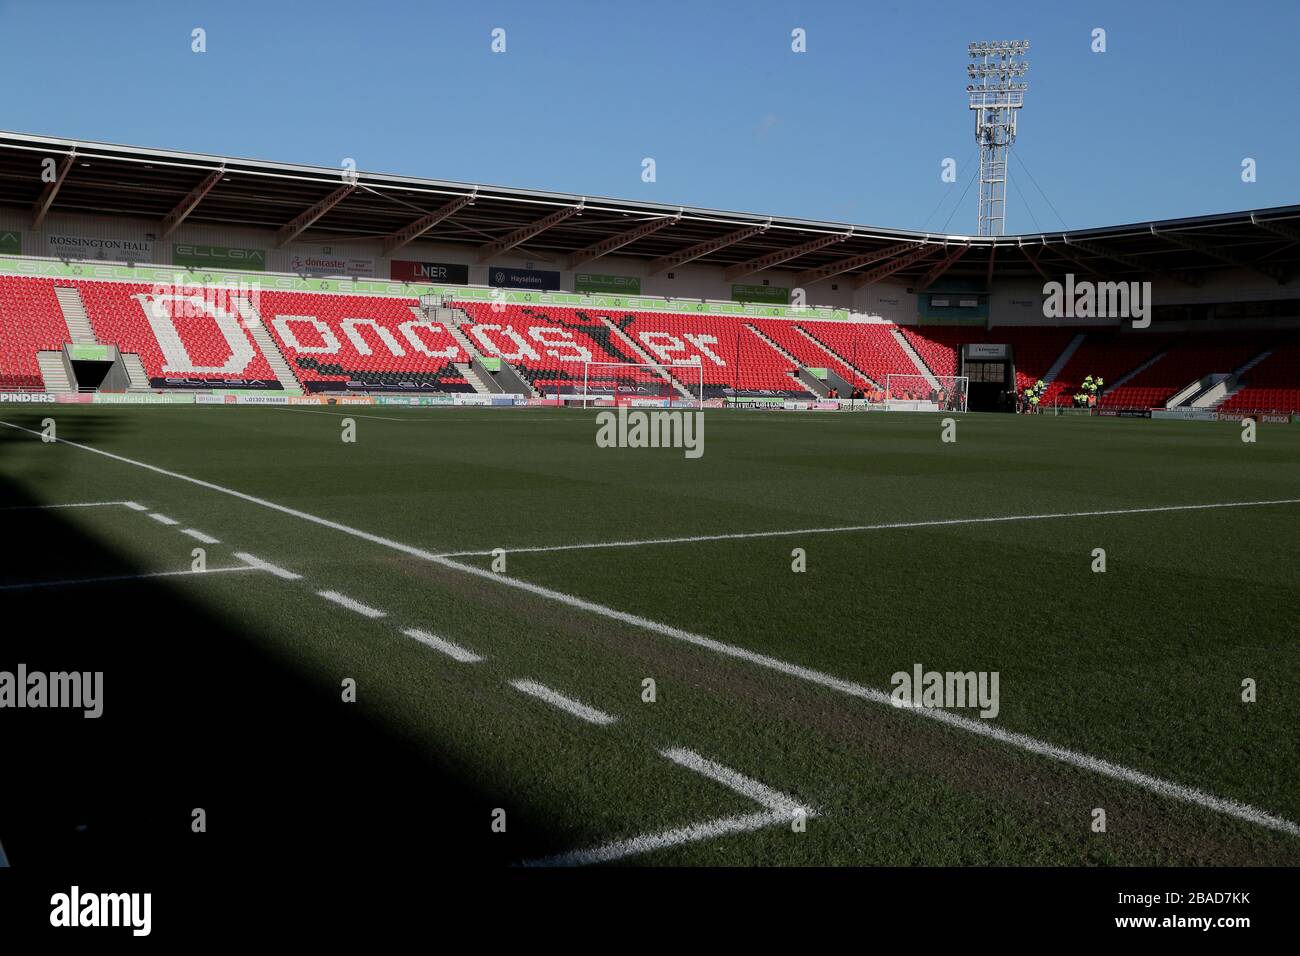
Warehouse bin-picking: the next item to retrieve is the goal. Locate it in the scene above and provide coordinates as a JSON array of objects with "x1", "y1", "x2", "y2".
[
  {"x1": 884, "y1": 373, "x2": 968, "y2": 413},
  {"x1": 572, "y1": 360, "x2": 705, "y2": 408}
]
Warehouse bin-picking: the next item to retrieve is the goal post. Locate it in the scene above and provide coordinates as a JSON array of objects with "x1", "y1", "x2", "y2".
[
  {"x1": 574, "y1": 360, "x2": 705, "y2": 408},
  {"x1": 884, "y1": 373, "x2": 968, "y2": 413}
]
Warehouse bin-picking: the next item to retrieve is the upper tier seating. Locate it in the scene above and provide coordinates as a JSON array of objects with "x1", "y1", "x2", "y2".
[
  {"x1": 1220, "y1": 336, "x2": 1300, "y2": 413},
  {"x1": 899, "y1": 326, "x2": 1077, "y2": 391},
  {"x1": 0, "y1": 277, "x2": 71, "y2": 389},
  {"x1": 749, "y1": 319, "x2": 875, "y2": 390},
  {"x1": 620, "y1": 312, "x2": 808, "y2": 396},
  {"x1": 1100, "y1": 333, "x2": 1274, "y2": 408},
  {"x1": 796, "y1": 321, "x2": 917, "y2": 389},
  {"x1": 257, "y1": 292, "x2": 469, "y2": 392},
  {"x1": 1039, "y1": 333, "x2": 1171, "y2": 406},
  {"x1": 454, "y1": 303, "x2": 639, "y2": 395},
  {"x1": 79, "y1": 281, "x2": 277, "y2": 386}
]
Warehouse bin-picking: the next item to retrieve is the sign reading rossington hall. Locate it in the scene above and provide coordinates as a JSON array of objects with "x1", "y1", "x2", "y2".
[
  {"x1": 487, "y1": 265, "x2": 561, "y2": 291},
  {"x1": 48, "y1": 234, "x2": 153, "y2": 260}
]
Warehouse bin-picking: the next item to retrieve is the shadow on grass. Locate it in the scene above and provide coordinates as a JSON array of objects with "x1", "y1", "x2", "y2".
[{"x1": 0, "y1": 450, "x2": 570, "y2": 874}]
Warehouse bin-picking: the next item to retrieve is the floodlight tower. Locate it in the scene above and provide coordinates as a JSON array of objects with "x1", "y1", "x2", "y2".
[{"x1": 966, "y1": 40, "x2": 1029, "y2": 237}]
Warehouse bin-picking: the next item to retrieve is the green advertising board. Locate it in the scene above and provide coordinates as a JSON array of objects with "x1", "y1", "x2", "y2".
[
  {"x1": 732, "y1": 283, "x2": 790, "y2": 305},
  {"x1": 806, "y1": 367, "x2": 828, "y2": 380},
  {"x1": 478, "y1": 356, "x2": 502, "y2": 372},
  {"x1": 0, "y1": 231, "x2": 20, "y2": 255},
  {"x1": 0, "y1": 256, "x2": 848, "y2": 321},
  {"x1": 68, "y1": 344, "x2": 111, "y2": 361},
  {"x1": 172, "y1": 243, "x2": 268, "y2": 271},
  {"x1": 575, "y1": 273, "x2": 641, "y2": 295}
]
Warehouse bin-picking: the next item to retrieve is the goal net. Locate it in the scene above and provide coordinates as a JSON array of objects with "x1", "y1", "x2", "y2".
[
  {"x1": 884, "y1": 374, "x2": 968, "y2": 413},
  {"x1": 572, "y1": 360, "x2": 704, "y2": 408}
]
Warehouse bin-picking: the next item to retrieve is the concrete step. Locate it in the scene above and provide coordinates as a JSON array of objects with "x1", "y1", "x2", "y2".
[
  {"x1": 120, "y1": 352, "x2": 151, "y2": 390},
  {"x1": 598, "y1": 317, "x2": 696, "y2": 402},
  {"x1": 888, "y1": 327, "x2": 937, "y2": 388},
  {"x1": 36, "y1": 351, "x2": 74, "y2": 393},
  {"x1": 456, "y1": 362, "x2": 492, "y2": 395},
  {"x1": 1042, "y1": 332, "x2": 1087, "y2": 385},
  {"x1": 54, "y1": 285, "x2": 97, "y2": 344}
]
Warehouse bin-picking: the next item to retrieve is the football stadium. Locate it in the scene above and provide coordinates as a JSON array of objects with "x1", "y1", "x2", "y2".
[{"x1": 1, "y1": 0, "x2": 1297, "y2": 936}]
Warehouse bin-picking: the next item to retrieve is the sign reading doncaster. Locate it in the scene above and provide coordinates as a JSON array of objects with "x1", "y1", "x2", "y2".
[
  {"x1": 48, "y1": 235, "x2": 152, "y2": 260},
  {"x1": 173, "y1": 243, "x2": 267, "y2": 271},
  {"x1": 575, "y1": 273, "x2": 641, "y2": 295}
]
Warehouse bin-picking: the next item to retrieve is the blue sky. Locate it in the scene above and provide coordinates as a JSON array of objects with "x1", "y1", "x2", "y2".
[{"x1": 2, "y1": 0, "x2": 1296, "y2": 234}]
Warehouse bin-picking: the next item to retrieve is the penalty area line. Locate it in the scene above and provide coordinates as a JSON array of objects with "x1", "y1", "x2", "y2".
[
  {"x1": 6, "y1": 419, "x2": 1296, "y2": 840},
  {"x1": 436, "y1": 497, "x2": 1300, "y2": 557},
  {"x1": 0, "y1": 565, "x2": 257, "y2": 591}
]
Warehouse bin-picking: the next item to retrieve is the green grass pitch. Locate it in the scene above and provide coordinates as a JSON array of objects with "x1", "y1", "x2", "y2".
[{"x1": 1, "y1": 404, "x2": 1296, "y2": 866}]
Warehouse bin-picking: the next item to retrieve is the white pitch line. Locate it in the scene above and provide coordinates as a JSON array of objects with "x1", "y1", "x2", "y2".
[
  {"x1": 401, "y1": 628, "x2": 483, "y2": 663},
  {"x1": 0, "y1": 565, "x2": 257, "y2": 591},
  {"x1": 181, "y1": 528, "x2": 220, "y2": 544},
  {"x1": 232, "y1": 552, "x2": 302, "y2": 580},
  {"x1": 436, "y1": 497, "x2": 1300, "y2": 557},
  {"x1": 122, "y1": 501, "x2": 148, "y2": 511},
  {"x1": 6, "y1": 418, "x2": 1296, "y2": 839},
  {"x1": 526, "y1": 747, "x2": 812, "y2": 866},
  {"x1": 662, "y1": 747, "x2": 809, "y2": 814},
  {"x1": 148, "y1": 512, "x2": 179, "y2": 526},
  {"x1": 509, "y1": 679, "x2": 617, "y2": 726},
  {"x1": 264, "y1": 406, "x2": 410, "y2": 423},
  {"x1": 317, "y1": 589, "x2": 387, "y2": 619},
  {"x1": 522, "y1": 810, "x2": 786, "y2": 867}
]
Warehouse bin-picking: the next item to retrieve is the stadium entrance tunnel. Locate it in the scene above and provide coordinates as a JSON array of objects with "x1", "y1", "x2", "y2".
[
  {"x1": 68, "y1": 359, "x2": 114, "y2": 392},
  {"x1": 963, "y1": 355, "x2": 1015, "y2": 412},
  {"x1": 0, "y1": 453, "x2": 570, "y2": 871}
]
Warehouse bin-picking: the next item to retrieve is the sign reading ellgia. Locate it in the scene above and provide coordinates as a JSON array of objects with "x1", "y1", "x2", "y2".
[
  {"x1": 173, "y1": 243, "x2": 267, "y2": 271},
  {"x1": 0, "y1": 231, "x2": 20, "y2": 255}
]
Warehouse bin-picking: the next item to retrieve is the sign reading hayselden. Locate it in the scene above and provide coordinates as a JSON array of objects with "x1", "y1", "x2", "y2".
[
  {"x1": 487, "y1": 265, "x2": 560, "y2": 291},
  {"x1": 390, "y1": 260, "x2": 469, "y2": 284}
]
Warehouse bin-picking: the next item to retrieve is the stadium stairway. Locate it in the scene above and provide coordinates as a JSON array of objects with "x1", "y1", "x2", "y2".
[
  {"x1": 35, "y1": 351, "x2": 74, "y2": 392},
  {"x1": 795, "y1": 325, "x2": 883, "y2": 388},
  {"x1": 120, "y1": 352, "x2": 151, "y2": 391},
  {"x1": 1192, "y1": 346, "x2": 1277, "y2": 409},
  {"x1": 889, "y1": 327, "x2": 941, "y2": 388},
  {"x1": 745, "y1": 324, "x2": 828, "y2": 397},
  {"x1": 599, "y1": 317, "x2": 696, "y2": 401},
  {"x1": 441, "y1": 309, "x2": 540, "y2": 397},
  {"x1": 240, "y1": 305, "x2": 302, "y2": 391},
  {"x1": 1040, "y1": 332, "x2": 1087, "y2": 387},
  {"x1": 53, "y1": 285, "x2": 97, "y2": 344}
]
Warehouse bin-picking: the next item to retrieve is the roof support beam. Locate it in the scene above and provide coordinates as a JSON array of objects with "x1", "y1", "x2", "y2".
[
  {"x1": 724, "y1": 229, "x2": 852, "y2": 282},
  {"x1": 381, "y1": 191, "x2": 477, "y2": 256},
  {"x1": 985, "y1": 244, "x2": 997, "y2": 289},
  {"x1": 1249, "y1": 212, "x2": 1300, "y2": 242},
  {"x1": 852, "y1": 244, "x2": 937, "y2": 288},
  {"x1": 276, "y1": 183, "x2": 358, "y2": 247},
  {"x1": 566, "y1": 213, "x2": 679, "y2": 270},
  {"x1": 1155, "y1": 224, "x2": 1289, "y2": 283},
  {"x1": 647, "y1": 220, "x2": 770, "y2": 276},
  {"x1": 32, "y1": 148, "x2": 76, "y2": 228},
  {"x1": 915, "y1": 245, "x2": 971, "y2": 293},
  {"x1": 1062, "y1": 235, "x2": 1199, "y2": 286},
  {"x1": 795, "y1": 240, "x2": 920, "y2": 286},
  {"x1": 1018, "y1": 241, "x2": 1051, "y2": 280},
  {"x1": 160, "y1": 166, "x2": 225, "y2": 239},
  {"x1": 477, "y1": 200, "x2": 584, "y2": 263}
]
